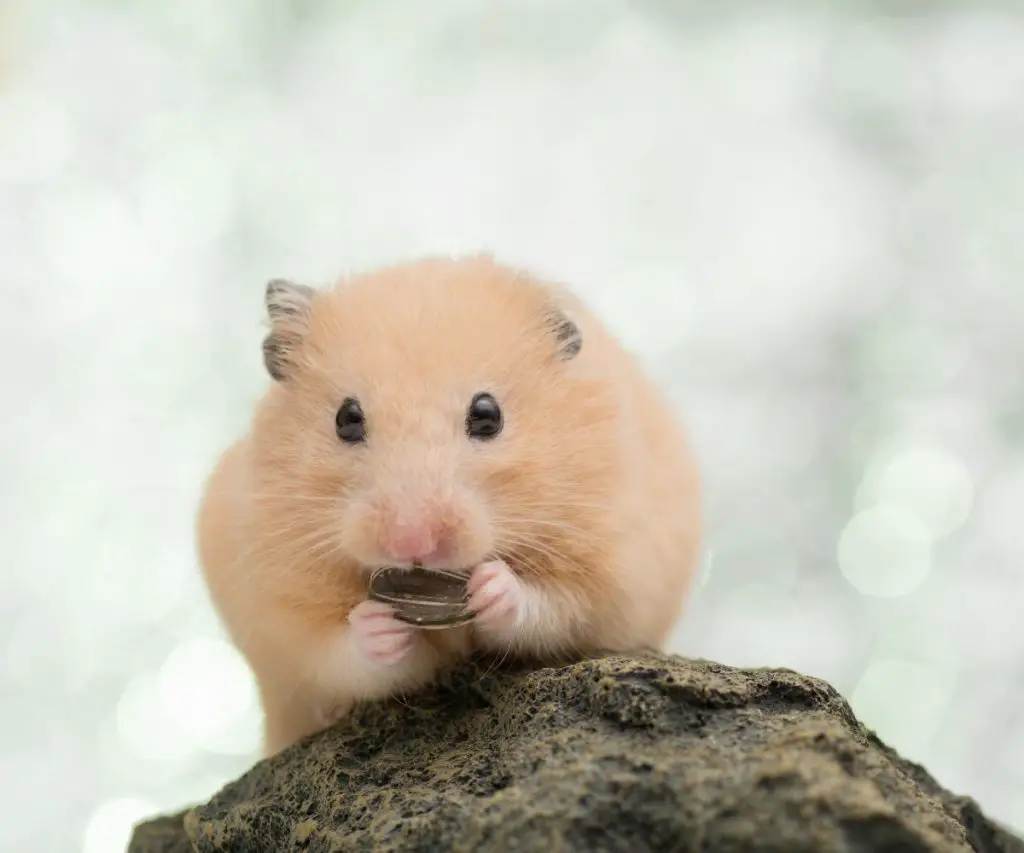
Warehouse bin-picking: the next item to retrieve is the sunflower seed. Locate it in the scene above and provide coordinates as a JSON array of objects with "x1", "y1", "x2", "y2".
[{"x1": 367, "y1": 566, "x2": 475, "y2": 629}]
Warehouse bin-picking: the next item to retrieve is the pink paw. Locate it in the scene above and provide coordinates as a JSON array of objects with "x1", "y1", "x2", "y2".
[
  {"x1": 347, "y1": 599, "x2": 417, "y2": 665},
  {"x1": 467, "y1": 560, "x2": 523, "y2": 632}
]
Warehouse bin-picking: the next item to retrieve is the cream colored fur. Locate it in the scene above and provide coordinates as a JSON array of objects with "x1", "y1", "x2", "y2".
[{"x1": 196, "y1": 255, "x2": 701, "y2": 756}]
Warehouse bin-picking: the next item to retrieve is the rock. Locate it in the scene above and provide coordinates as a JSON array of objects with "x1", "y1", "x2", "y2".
[{"x1": 128, "y1": 652, "x2": 1023, "y2": 853}]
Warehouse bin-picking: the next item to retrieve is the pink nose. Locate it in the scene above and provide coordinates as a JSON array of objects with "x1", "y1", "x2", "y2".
[{"x1": 381, "y1": 520, "x2": 450, "y2": 564}]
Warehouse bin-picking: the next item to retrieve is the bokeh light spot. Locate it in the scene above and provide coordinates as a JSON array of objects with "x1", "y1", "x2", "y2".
[
  {"x1": 157, "y1": 637, "x2": 259, "y2": 754},
  {"x1": 32, "y1": 184, "x2": 150, "y2": 292},
  {"x1": 698, "y1": 581, "x2": 856, "y2": 685},
  {"x1": 850, "y1": 658, "x2": 954, "y2": 755},
  {"x1": 857, "y1": 443, "x2": 974, "y2": 539},
  {"x1": 116, "y1": 673, "x2": 192, "y2": 763},
  {"x1": 81, "y1": 796, "x2": 156, "y2": 853},
  {"x1": 837, "y1": 506, "x2": 932, "y2": 597},
  {"x1": 0, "y1": 92, "x2": 77, "y2": 184},
  {"x1": 869, "y1": 611, "x2": 961, "y2": 683},
  {"x1": 133, "y1": 135, "x2": 237, "y2": 253}
]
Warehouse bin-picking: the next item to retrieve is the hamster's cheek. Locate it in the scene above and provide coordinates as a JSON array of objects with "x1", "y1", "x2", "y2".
[
  {"x1": 335, "y1": 492, "x2": 382, "y2": 567},
  {"x1": 449, "y1": 485, "x2": 497, "y2": 568}
]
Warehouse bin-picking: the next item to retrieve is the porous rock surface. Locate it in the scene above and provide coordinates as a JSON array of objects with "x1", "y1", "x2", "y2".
[{"x1": 128, "y1": 652, "x2": 1023, "y2": 852}]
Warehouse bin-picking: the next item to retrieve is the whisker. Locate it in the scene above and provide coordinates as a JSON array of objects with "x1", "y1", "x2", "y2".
[
  {"x1": 249, "y1": 491, "x2": 346, "y2": 504},
  {"x1": 494, "y1": 517, "x2": 611, "y2": 540},
  {"x1": 490, "y1": 500, "x2": 611, "y2": 513},
  {"x1": 480, "y1": 640, "x2": 514, "y2": 681},
  {"x1": 493, "y1": 536, "x2": 593, "y2": 574},
  {"x1": 252, "y1": 532, "x2": 344, "y2": 567}
]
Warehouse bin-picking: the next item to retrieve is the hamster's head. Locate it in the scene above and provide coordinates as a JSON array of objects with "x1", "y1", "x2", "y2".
[{"x1": 251, "y1": 255, "x2": 625, "y2": 580}]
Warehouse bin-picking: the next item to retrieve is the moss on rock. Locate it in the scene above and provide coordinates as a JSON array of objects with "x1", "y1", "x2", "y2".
[{"x1": 128, "y1": 652, "x2": 1024, "y2": 852}]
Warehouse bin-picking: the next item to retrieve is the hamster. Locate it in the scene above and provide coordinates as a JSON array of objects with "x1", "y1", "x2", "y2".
[{"x1": 196, "y1": 254, "x2": 701, "y2": 757}]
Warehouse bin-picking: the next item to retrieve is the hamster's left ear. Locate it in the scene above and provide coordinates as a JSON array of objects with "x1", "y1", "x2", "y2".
[
  {"x1": 547, "y1": 306, "x2": 582, "y2": 361},
  {"x1": 262, "y1": 278, "x2": 316, "y2": 381}
]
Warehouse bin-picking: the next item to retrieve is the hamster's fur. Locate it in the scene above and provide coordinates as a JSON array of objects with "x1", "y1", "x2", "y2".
[{"x1": 196, "y1": 255, "x2": 701, "y2": 756}]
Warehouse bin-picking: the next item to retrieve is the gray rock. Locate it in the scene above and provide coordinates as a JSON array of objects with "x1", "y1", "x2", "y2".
[{"x1": 128, "y1": 652, "x2": 1024, "y2": 852}]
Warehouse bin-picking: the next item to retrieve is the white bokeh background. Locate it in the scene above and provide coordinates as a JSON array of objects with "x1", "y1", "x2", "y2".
[{"x1": 2, "y1": 1, "x2": 1023, "y2": 850}]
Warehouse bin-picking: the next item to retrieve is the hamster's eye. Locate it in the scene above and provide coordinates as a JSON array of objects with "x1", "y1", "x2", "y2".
[
  {"x1": 466, "y1": 392, "x2": 502, "y2": 440},
  {"x1": 335, "y1": 397, "x2": 366, "y2": 444}
]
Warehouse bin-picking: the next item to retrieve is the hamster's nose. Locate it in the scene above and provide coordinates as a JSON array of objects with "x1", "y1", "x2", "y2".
[{"x1": 380, "y1": 519, "x2": 452, "y2": 565}]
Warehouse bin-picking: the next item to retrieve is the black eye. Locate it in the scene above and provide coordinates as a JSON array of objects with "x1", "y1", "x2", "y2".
[
  {"x1": 335, "y1": 397, "x2": 366, "y2": 444},
  {"x1": 466, "y1": 392, "x2": 502, "y2": 440}
]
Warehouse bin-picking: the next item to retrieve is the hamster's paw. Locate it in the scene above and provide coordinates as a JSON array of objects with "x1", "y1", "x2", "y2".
[
  {"x1": 347, "y1": 599, "x2": 417, "y2": 665},
  {"x1": 467, "y1": 559, "x2": 523, "y2": 632}
]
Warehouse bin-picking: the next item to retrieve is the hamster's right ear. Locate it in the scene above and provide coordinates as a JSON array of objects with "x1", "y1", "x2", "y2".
[{"x1": 262, "y1": 278, "x2": 317, "y2": 381}]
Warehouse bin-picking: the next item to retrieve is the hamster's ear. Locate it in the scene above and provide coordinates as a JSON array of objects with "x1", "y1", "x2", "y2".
[
  {"x1": 547, "y1": 307, "x2": 582, "y2": 361},
  {"x1": 262, "y1": 278, "x2": 316, "y2": 381}
]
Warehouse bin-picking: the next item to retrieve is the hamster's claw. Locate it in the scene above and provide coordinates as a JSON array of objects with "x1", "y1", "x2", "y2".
[
  {"x1": 467, "y1": 559, "x2": 523, "y2": 632},
  {"x1": 347, "y1": 599, "x2": 417, "y2": 665}
]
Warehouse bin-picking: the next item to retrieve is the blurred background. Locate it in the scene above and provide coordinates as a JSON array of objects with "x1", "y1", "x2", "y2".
[{"x1": 2, "y1": 0, "x2": 1023, "y2": 850}]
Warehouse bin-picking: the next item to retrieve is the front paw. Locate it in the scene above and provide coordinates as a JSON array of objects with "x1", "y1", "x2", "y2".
[
  {"x1": 467, "y1": 559, "x2": 524, "y2": 633},
  {"x1": 347, "y1": 599, "x2": 417, "y2": 665}
]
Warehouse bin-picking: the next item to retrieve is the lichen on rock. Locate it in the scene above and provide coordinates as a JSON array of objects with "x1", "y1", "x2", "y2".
[{"x1": 128, "y1": 652, "x2": 1024, "y2": 853}]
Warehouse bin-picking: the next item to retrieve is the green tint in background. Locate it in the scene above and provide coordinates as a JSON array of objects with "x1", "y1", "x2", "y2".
[{"x1": 1, "y1": 1, "x2": 1022, "y2": 850}]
